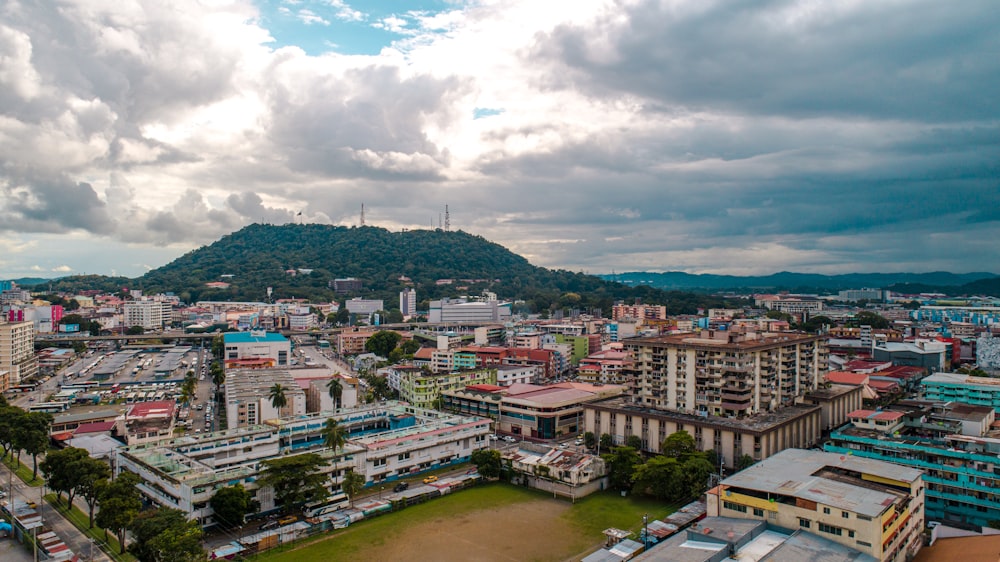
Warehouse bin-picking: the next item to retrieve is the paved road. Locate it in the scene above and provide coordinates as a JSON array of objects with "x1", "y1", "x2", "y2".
[{"x1": 1, "y1": 462, "x2": 110, "y2": 562}]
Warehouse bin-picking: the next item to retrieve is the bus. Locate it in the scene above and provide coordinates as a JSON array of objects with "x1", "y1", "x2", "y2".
[
  {"x1": 303, "y1": 493, "x2": 349, "y2": 518},
  {"x1": 11, "y1": 383, "x2": 38, "y2": 393},
  {"x1": 28, "y1": 402, "x2": 70, "y2": 413}
]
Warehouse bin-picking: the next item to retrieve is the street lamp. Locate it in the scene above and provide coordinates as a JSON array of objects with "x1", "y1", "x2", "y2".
[{"x1": 642, "y1": 513, "x2": 650, "y2": 548}]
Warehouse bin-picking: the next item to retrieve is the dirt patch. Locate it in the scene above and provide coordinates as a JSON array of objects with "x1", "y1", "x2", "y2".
[{"x1": 371, "y1": 499, "x2": 576, "y2": 562}]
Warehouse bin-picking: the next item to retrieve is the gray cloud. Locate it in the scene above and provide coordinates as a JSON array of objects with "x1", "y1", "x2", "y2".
[
  {"x1": 1, "y1": 0, "x2": 998, "y2": 278},
  {"x1": 534, "y1": 0, "x2": 1000, "y2": 122}
]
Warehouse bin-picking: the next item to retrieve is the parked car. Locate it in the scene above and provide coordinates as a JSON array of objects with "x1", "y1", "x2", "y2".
[
  {"x1": 422, "y1": 475, "x2": 438, "y2": 484},
  {"x1": 393, "y1": 482, "x2": 409, "y2": 493},
  {"x1": 277, "y1": 515, "x2": 298, "y2": 526},
  {"x1": 260, "y1": 519, "x2": 279, "y2": 531}
]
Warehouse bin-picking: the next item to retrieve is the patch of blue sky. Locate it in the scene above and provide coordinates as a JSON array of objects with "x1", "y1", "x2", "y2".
[
  {"x1": 473, "y1": 107, "x2": 505, "y2": 119},
  {"x1": 254, "y1": 0, "x2": 458, "y2": 56}
]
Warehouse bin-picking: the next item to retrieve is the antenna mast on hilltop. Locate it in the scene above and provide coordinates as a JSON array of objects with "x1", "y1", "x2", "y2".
[
  {"x1": 360, "y1": 203, "x2": 366, "y2": 226},
  {"x1": 444, "y1": 205, "x2": 450, "y2": 231}
]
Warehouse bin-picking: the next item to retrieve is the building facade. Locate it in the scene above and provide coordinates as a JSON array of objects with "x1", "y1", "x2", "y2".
[
  {"x1": 0, "y1": 320, "x2": 38, "y2": 387},
  {"x1": 707, "y1": 448, "x2": 924, "y2": 562},
  {"x1": 115, "y1": 403, "x2": 488, "y2": 527},
  {"x1": 623, "y1": 330, "x2": 828, "y2": 417},
  {"x1": 397, "y1": 368, "x2": 496, "y2": 410},
  {"x1": 584, "y1": 397, "x2": 823, "y2": 469},
  {"x1": 224, "y1": 368, "x2": 307, "y2": 429},
  {"x1": 922, "y1": 372, "x2": 1000, "y2": 412},
  {"x1": 223, "y1": 331, "x2": 291, "y2": 368},
  {"x1": 825, "y1": 404, "x2": 1000, "y2": 529}
]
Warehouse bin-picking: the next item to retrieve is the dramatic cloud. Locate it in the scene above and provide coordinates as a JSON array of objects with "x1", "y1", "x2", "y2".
[{"x1": 0, "y1": 0, "x2": 997, "y2": 279}]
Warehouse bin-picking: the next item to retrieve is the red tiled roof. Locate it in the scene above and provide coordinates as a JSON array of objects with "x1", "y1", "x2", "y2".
[
  {"x1": 869, "y1": 380, "x2": 901, "y2": 392},
  {"x1": 74, "y1": 421, "x2": 116, "y2": 434},
  {"x1": 871, "y1": 411, "x2": 904, "y2": 421},
  {"x1": 827, "y1": 372, "x2": 870, "y2": 385},
  {"x1": 466, "y1": 384, "x2": 503, "y2": 392},
  {"x1": 847, "y1": 409, "x2": 877, "y2": 418},
  {"x1": 127, "y1": 400, "x2": 176, "y2": 419}
]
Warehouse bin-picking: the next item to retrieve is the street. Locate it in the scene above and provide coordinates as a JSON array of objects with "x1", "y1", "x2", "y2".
[{"x1": 2, "y1": 461, "x2": 110, "y2": 562}]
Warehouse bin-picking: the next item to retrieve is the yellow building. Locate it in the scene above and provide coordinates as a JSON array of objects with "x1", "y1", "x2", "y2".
[{"x1": 707, "y1": 448, "x2": 924, "y2": 562}]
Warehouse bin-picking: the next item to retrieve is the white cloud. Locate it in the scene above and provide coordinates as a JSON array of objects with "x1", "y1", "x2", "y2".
[
  {"x1": 0, "y1": 0, "x2": 997, "y2": 279},
  {"x1": 52, "y1": 265, "x2": 73, "y2": 272}
]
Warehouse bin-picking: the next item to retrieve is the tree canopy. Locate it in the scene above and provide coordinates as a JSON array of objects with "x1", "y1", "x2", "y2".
[
  {"x1": 258, "y1": 453, "x2": 329, "y2": 512},
  {"x1": 209, "y1": 484, "x2": 253, "y2": 529}
]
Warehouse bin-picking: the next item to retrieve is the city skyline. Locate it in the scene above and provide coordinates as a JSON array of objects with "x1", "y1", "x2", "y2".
[{"x1": 1, "y1": 0, "x2": 998, "y2": 279}]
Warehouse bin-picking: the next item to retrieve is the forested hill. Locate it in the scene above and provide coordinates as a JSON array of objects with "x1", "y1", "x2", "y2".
[{"x1": 126, "y1": 224, "x2": 728, "y2": 314}]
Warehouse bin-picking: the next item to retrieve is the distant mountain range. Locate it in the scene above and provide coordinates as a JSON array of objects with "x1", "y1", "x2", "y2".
[{"x1": 599, "y1": 271, "x2": 1000, "y2": 296}]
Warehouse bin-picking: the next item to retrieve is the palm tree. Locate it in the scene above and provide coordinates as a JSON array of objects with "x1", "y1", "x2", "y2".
[
  {"x1": 268, "y1": 383, "x2": 288, "y2": 413},
  {"x1": 327, "y1": 377, "x2": 343, "y2": 410},
  {"x1": 322, "y1": 418, "x2": 346, "y2": 452},
  {"x1": 341, "y1": 469, "x2": 365, "y2": 507}
]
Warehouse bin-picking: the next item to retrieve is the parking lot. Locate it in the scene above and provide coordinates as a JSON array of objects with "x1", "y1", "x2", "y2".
[{"x1": 10, "y1": 342, "x2": 218, "y2": 433}]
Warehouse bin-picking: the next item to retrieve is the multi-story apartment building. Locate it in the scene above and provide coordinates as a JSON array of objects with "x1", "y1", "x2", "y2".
[
  {"x1": 922, "y1": 372, "x2": 1000, "y2": 412},
  {"x1": 336, "y1": 329, "x2": 376, "y2": 355},
  {"x1": 754, "y1": 295, "x2": 825, "y2": 316},
  {"x1": 623, "y1": 330, "x2": 828, "y2": 417},
  {"x1": 331, "y1": 277, "x2": 363, "y2": 293},
  {"x1": 428, "y1": 297, "x2": 511, "y2": 323},
  {"x1": 0, "y1": 319, "x2": 38, "y2": 387},
  {"x1": 224, "y1": 368, "x2": 306, "y2": 429},
  {"x1": 825, "y1": 401, "x2": 1000, "y2": 528},
  {"x1": 397, "y1": 367, "x2": 496, "y2": 410},
  {"x1": 123, "y1": 299, "x2": 171, "y2": 330},
  {"x1": 494, "y1": 365, "x2": 535, "y2": 386},
  {"x1": 115, "y1": 403, "x2": 488, "y2": 528},
  {"x1": 707, "y1": 448, "x2": 925, "y2": 562},
  {"x1": 611, "y1": 303, "x2": 667, "y2": 323},
  {"x1": 399, "y1": 288, "x2": 416, "y2": 318},
  {"x1": 430, "y1": 348, "x2": 478, "y2": 373},
  {"x1": 344, "y1": 298, "x2": 383, "y2": 321},
  {"x1": 837, "y1": 288, "x2": 886, "y2": 302},
  {"x1": 577, "y1": 350, "x2": 632, "y2": 385}
]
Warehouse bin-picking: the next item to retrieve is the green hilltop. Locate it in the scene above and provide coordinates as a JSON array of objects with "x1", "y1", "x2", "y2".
[{"x1": 44, "y1": 224, "x2": 728, "y2": 315}]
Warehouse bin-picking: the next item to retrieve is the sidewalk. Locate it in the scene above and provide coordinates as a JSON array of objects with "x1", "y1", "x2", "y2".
[{"x1": 1, "y1": 460, "x2": 111, "y2": 562}]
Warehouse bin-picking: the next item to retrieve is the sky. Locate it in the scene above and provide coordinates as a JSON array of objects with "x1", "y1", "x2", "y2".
[{"x1": 1, "y1": 0, "x2": 998, "y2": 280}]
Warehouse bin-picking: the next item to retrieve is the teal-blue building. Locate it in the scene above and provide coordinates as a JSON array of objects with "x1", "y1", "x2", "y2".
[
  {"x1": 824, "y1": 402, "x2": 1000, "y2": 529},
  {"x1": 922, "y1": 372, "x2": 1000, "y2": 412}
]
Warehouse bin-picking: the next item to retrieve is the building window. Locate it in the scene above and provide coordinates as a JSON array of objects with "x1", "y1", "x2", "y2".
[
  {"x1": 842, "y1": 511, "x2": 849, "y2": 519},
  {"x1": 373, "y1": 458, "x2": 387, "y2": 467},
  {"x1": 856, "y1": 540, "x2": 872, "y2": 547},
  {"x1": 818, "y1": 523, "x2": 843, "y2": 536},
  {"x1": 723, "y1": 501, "x2": 747, "y2": 513},
  {"x1": 799, "y1": 518, "x2": 811, "y2": 529},
  {"x1": 848, "y1": 530, "x2": 855, "y2": 538},
  {"x1": 823, "y1": 507, "x2": 831, "y2": 515},
  {"x1": 753, "y1": 508, "x2": 764, "y2": 517}
]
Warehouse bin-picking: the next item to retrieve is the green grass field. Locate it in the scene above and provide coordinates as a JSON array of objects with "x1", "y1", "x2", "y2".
[{"x1": 258, "y1": 483, "x2": 680, "y2": 562}]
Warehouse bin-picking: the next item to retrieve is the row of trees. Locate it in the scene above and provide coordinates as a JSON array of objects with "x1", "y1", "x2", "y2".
[
  {"x1": 599, "y1": 431, "x2": 756, "y2": 504},
  {"x1": 0, "y1": 398, "x2": 54, "y2": 479}
]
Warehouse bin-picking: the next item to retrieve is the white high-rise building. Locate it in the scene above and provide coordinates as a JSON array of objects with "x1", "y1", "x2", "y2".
[
  {"x1": 0, "y1": 320, "x2": 37, "y2": 388},
  {"x1": 399, "y1": 289, "x2": 416, "y2": 318},
  {"x1": 123, "y1": 299, "x2": 168, "y2": 330}
]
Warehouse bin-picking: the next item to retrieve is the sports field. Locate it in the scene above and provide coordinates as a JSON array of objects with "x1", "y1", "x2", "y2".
[{"x1": 259, "y1": 483, "x2": 678, "y2": 562}]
